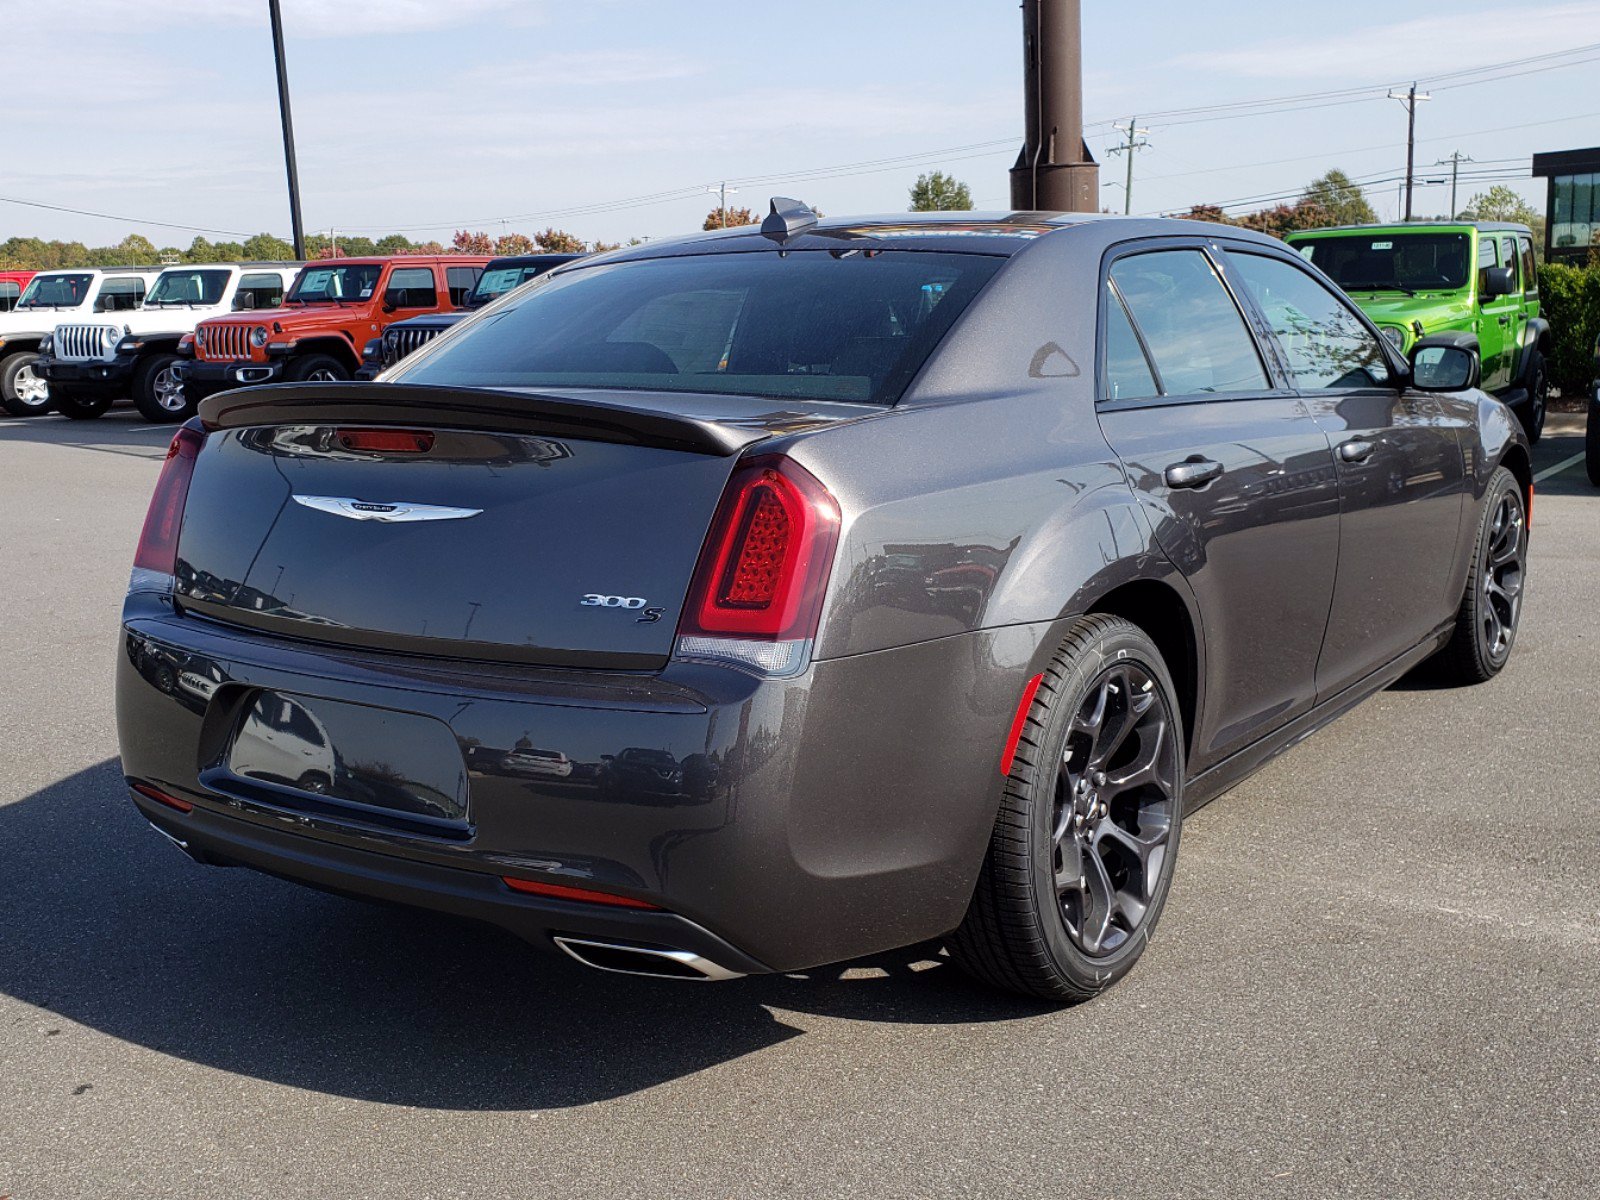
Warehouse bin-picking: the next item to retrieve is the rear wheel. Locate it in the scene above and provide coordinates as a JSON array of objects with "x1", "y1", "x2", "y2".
[
  {"x1": 132, "y1": 354, "x2": 189, "y2": 423},
  {"x1": 948, "y1": 614, "x2": 1184, "y2": 1002},
  {"x1": 1518, "y1": 351, "x2": 1548, "y2": 445},
  {"x1": 1435, "y1": 466, "x2": 1526, "y2": 684},
  {"x1": 0, "y1": 350, "x2": 50, "y2": 417},
  {"x1": 52, "y1": 391, "x2": 112, "y2": 420},
  {"x1": 285, "y1": 353, "x2": 351, "y2": 384}
]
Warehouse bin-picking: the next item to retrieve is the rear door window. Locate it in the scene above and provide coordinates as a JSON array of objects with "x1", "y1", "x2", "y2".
[
  {"x1": 1102, "y1": 286, "x2": 1160, "y2": 401},
  {"x1": 1477, "y1": 237, "x2": 1500, "y2": 293},
  {"x1": 1499, "y1": 237, "x2": 1520, "y2": 291},
  {"x1": 1226, "y1": 252, "x2": 1389, "y2": 389},
  {"x1": 95, "y1": 276, "x2": 147, "y2": 312},
  {"x1": 0, "y1": 281, "x2": 19, "y2": 311},
  {"x1": 1519, "y1": 238, "x2": 1538, "y2": 297},
  {"x1": 446, "y1": 266, "x2": 481, "y2": 306},
  {"x1": 1108, "y1": 249, "x2": 1269, "y2": 396}
]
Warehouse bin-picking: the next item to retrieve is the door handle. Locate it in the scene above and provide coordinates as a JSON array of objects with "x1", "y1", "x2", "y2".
[
  {"x1": 1164, "y1": 458, "x2": 1224, "y2": 489},
  {"x1": 1338, "y1": 438, "x2": 1377, "y2": 463}
]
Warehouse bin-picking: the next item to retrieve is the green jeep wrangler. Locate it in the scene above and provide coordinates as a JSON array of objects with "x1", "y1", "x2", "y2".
[{"x1": 1286, "y1": 222, "x2": 1552, "y2": 441}]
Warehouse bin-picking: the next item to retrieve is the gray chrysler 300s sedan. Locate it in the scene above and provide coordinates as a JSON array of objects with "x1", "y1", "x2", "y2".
[{"x1": 117, "y1": 205, "x2": 1530, "y2": 1001}]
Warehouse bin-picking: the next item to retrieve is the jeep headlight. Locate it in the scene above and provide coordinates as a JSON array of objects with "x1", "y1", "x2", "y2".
[
  {"x1": 195, "y1": 327, "x2": 207, "y2": 350},
  {"x1": 1379, "y1": 325, "x2": 1406, "y2": 352},
  {"x1": 102, "y1": 326, "x2": 123, "y2": 350},
  {"x1": 249, "y1": 325, "x2": 268, "y2": 348}
]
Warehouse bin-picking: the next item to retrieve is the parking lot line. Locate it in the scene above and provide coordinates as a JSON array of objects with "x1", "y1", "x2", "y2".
[{"x1": 1534, "y1": 451, "x2": 1587, "y2": 483}]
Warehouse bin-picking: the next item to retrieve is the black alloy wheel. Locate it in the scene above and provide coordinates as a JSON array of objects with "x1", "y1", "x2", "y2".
[
  {"x1": 949, "y1": 614, "x2": 1185, "y2": 1002},
  {"x1": 1437, "y1": 466, "x2": 1526, "y2": 683}
]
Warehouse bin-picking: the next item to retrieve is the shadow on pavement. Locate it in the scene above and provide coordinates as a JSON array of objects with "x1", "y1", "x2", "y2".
[{"x1": 0, "y1": 760, "x2": 1047, "y2": 1111}]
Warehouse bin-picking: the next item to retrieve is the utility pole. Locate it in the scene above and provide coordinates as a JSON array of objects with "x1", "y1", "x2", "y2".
[
  {"x1": 707, "y1": 182, "x2": 739, "y2": 228},
  {"x1": 1437, "y1": 151, "x2": 1473, "y2": 218},
  {"x1": 1387, "y1": 83, "x2": 1431, "y2": 222},
  {"x1": 268, "y1": 0, "x2": 306, "y2": 260},
  {"x1": 1105, "y1": 118, "x2": 1150, "y2": 215},
  {"x1": 1011, "y1": 0, "x2": 1099, "y2": 211}
]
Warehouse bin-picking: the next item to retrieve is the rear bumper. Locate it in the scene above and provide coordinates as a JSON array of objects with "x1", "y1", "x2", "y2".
[
  {"x1": 115, "y1": 595, "x2": 1051, "y2": 972},
  {"x1": 35, "y1": 355, "x2": 135, "y2": 394}
]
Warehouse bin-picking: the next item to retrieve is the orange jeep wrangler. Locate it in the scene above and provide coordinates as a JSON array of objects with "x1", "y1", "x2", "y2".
[{"x1": 175, "y1": 255, "x2": 488, "y2": 412}]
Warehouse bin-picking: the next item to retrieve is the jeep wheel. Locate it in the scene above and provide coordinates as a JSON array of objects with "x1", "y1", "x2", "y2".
[
  {"x1": 947, "y1": 614, "x2": 1184, "y2": 1002},
  {"x1": 1520, "y1": 351, "x2": 1548, "y2": 445},
  {"x1": 52, "y1": 392, "x2": 113, "y2": 420},
  {"x1": 286, "y1": 353, "x2": 352, "y2": 384},
  {"x1": 0, "y1": 351, "x2": 50, "y2": 417},
  {"x1": 133, "y1": 354, "x2": 190, "y2": 423}
]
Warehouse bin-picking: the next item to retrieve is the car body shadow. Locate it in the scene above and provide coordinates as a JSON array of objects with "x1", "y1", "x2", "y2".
[{"x1": 0, "y1": 761, "x2": 1048, "y2": 1111}]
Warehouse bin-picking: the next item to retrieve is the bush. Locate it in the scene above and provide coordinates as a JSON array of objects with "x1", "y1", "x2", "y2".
[{"x1": 1537, "y1": 261, "x2": 1600, "y2": 396}]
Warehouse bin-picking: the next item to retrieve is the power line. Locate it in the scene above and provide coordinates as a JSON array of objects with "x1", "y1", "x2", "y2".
[{"x1": 0, "y1": 193, "x2": 254, "y2": 238}]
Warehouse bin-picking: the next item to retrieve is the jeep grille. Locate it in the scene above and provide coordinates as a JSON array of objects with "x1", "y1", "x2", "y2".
[
  {"x1": 385, "y1": 326, "x2": 442, "y2": 367},
  {"x1": 201, "y1": 324, "x2": 252, "y2": 361},
  {"x1": 54, "y1": 324, "x2": 121, "y2": 362}
]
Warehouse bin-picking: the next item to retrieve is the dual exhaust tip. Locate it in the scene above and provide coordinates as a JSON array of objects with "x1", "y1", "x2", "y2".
[{"x1": 553, "y1": 935, "x2": 744, "y2": 982}]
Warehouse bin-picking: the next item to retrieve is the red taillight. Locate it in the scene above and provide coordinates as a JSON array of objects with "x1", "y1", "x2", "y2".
[
  {"x1": 133, "y1": 426, "x2": 205, "y2": 575},
  {"x1": 501, "y1": 876, "x2": 662, "y2": 910},
  {"x1": 131, "y1": 782, "x2": 193, "y2": 813},
  {"x1": 679, "y1": 455, "x2": 841, "y2": 641},
  {"x1": 336, "y1": 428, "x2": 434, "y2": 454}
]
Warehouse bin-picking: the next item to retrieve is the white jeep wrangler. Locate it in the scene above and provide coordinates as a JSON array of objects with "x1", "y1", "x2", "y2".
[
  {"x1": 35, "y1": 262, "x2": 301, "y2": 422},
  {"x1": 0, "y1": 268, "x2": 161, "y2": 417}
]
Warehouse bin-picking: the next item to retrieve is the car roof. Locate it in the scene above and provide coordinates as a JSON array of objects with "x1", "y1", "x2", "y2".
[
  {"x1": 589, "y1": 210, "x2": 1287, "y2": 262},
  {"x1": 1286, "y1": 221, "x2": 1532, "y2": 237},
  {"x1": 483, "y1": 253, "x2": 585, "y2": 270}
]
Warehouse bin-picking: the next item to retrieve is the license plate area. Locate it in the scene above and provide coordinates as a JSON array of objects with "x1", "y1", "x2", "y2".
[{"x1": 218, "y1": 690, "x2": 469, "y2": 836}]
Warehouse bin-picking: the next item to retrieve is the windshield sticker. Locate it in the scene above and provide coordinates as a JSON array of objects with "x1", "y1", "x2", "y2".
[
  {"x1": 1371, "y1": 241, "x2": 1394, "y2": 250},
  {"x1": 359, "y1": 286, "x2": 373, "y2": 298}
]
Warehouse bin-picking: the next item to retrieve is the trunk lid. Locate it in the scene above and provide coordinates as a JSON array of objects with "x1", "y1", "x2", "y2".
[{"x1": 174, "y1": 383, "x2": 870, "y2": 668}]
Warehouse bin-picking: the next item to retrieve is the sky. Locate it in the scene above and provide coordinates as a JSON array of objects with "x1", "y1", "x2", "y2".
[{"x1": 1, "y1": 0, "x2": 1596, "y2": 249}]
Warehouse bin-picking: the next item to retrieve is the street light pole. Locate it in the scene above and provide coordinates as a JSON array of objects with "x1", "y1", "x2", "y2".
[
  {"x1": 1010, "y1": 0, "x2": 1099, "y2": 212},
  {"x1": 268, "y1": 0, "x2": 307, "y2": 260}
]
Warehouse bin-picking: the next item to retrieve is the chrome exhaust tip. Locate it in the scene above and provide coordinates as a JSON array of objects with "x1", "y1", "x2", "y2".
[{"x1": 553, "y1": 935, "x2": 744, "y2": 982}]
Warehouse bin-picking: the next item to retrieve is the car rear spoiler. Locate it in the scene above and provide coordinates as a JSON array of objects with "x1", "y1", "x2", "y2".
[{"x1": 197, "y1": 382, "x2": 769, "y2": 457}]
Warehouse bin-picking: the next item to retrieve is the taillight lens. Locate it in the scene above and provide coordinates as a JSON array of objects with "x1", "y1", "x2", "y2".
[
  {"x1": 335, "y1": 427, "x2": 435, "y2": 454},
  {"x1": 676, "y1": 455, "x2": 840, "y2": 676},
  {"x1": 130, "y1": 425, "x2": 204, "y2": 592}
]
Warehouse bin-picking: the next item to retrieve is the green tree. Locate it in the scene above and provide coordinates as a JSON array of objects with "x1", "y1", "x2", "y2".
[
  {"x1": 534, "y1": 227, "x2": 586, "y2": 254},
  {"x1": 1235, "y1": 200, "x2": 1335, "y2": 240},
  {"x1": 1299, "y1": 169, "x2": 1376, "y2": 227},
  {"x1": 703, "y1": 206, "x2": 756, "y2": 231},
  {"x1": 375, "y1": 233, "x2": 416, "y2": 255},
  {"x1": 242, "y1": 233, "x2": 295, "y2": 260},
  {"x1": 1458, "y1": 185, "x2": 1540, "y2": 224},
  {"x1": 909, "y1": 171, "x2": 973, "y2": 212}
]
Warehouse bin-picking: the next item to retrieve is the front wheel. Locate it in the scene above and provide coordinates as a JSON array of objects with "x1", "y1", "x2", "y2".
[
  {"x1": 948, "y1": 614, "x2": 1185, "y2": 1002},
  {"x1": 1519, "y1": 351, "x2": 1548, "y2": 445},
  {"x1": 1434, "y1": 466, "x2": 1527, "y2": 684},
  {"x1": 133, "y1": 354, "x2": 190, "y2": 423},
  {"x1": 0, "y1": 350, "x2": 50, "y2": 417},
  {"x1": 285, "y1": 353, "x2": 352, "y2": 384}
]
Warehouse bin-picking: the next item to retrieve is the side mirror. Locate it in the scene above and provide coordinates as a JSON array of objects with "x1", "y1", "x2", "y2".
[
  {"x1": 1410, "y1": 336, "x2": 1481, "y2": 392},
  {"x1": 1480, "y1": 266, "x2": 1514, "y2": 300},
  {"x1": 381, "y1": 296, "x2": 398, "y2": 314}
]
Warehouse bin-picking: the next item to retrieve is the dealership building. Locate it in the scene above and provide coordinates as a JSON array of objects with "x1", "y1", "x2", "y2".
[{"x1": 1533, "y1": 146, "x2": 1600, "y2": 262}]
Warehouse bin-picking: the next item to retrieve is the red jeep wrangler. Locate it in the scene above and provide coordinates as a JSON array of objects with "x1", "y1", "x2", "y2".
[
  {"x1": 0, "y1": 271, "x2": 35, "y2": 312},
  {"x1": 177, "y1": 255, "x2": 487, "y2": 409}
]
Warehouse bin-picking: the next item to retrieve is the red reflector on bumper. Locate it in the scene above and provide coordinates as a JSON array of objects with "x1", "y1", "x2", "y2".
[
  {"x1": 501, "y1": 877, "x2": 662, "y2": 910},
  {"x1": 1000, "y1": 673, "x2": 1045, "y2": 776},
  {"x1": 132, "y1": 782, "x2": 194, "y2": 813}
]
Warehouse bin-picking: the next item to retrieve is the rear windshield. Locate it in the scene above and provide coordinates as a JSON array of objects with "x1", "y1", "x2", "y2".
[
  {"x1": 395, "y1": 249, "x2": 1003, "y2": 405},
  {"x1": 1295, "y1": 233, "x2": 1471, "y2": 293}
]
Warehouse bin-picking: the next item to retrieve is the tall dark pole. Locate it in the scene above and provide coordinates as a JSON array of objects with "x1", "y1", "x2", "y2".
[
  {"x1": 1011, "y1": 0, "x2": 1099, "y2": 212},
  {"x1": 1403, "y1": 84, "x2": 1417, "y2": 221},
  {"x1": 268, "y1": 0, "x2": 307, "y2": 259}
]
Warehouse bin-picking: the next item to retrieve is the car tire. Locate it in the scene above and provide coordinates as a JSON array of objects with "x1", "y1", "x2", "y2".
[
  {"x1": 51, "y1": 392, "x2": 113, "y2": 420},
  {"x1": 1519, "y1": 350, "x2": 1548, "y2": 445},
  {"x1": 0, "y1": 350, "x2": 51, "y2": 417},
  {"x1": 285, "y1": 353, "x2": 352, "y2": 384},
  {"x1": 1434, "y1": 466, "x2": 1526, "y2": 684},
  {"x1": 947, "y1": 614, "x2": 1185, "y2": 1002},
  {"x1": 132, "y1": 354, "x2": 191, "y2": 423},
  {"x1": 1586, "y1": 394, "x2": 1600, "y2": 488}
]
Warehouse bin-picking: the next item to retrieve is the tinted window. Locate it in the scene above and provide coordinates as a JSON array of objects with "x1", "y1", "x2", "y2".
[
  {"x1": 148, "y1": 269, "x2": 229, "y2": 307},
  {"x1": 1109, "y1": 250, "x2": 1268, "y2": 396},
  {"x1": 1500, "y1": 237, "x2": 1519, "y2": 290},
  {"x1": 1477, "y1": 237, "x2": 1499, "y2": 293},
  {"x1": 1297, "y1": 233, "x2": 1471, "y2": 292},
  {"x1": 1103, "y1": 286, "x2": 1159, "y2": 401},
  {"x1": 0, "y1": 281, "x2": 18, "y2": 311},
  {"x1": 18, "y1": 273, "x2": 92, "y2": 308},
  {"x1": 446, "y1": 266, "x2": 481, "y2": 306},
  {"x1": 1228, "y1": 252, "x2": 1389, "y2": 390},
  {"x1": 234, "y1": 271, "x2": 287, "y2": 311},
  {"x1": 386, "y1": 266, "x2": 437, "y2": 309},
  {"x1": 1519, "y1": 238, "x2": 1538, "y2": 296},
  {"x1": 95, "y1": 276, "x2": 147, "y2": 312},
  {"x1": 397, "y1": 250, "x2": 1004, "y2": 406}
]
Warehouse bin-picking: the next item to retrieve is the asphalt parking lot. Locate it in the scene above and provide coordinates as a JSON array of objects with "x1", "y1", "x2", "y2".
[{"x1": 0, "y1": 409, "x2": 1595, "y2": 1200}]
